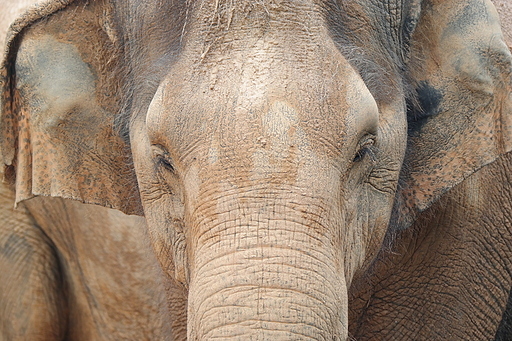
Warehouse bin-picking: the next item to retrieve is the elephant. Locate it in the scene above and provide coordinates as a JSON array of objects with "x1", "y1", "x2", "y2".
[
  {"x1": 1, "y1": 0, "x2": 511, "y2": 340},
  {"x1": 0, "y1": 2, "x2": 174, "y2": 340}
]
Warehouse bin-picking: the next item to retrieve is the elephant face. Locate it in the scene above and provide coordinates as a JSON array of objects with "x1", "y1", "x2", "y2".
[
  {"x1": 2, "y1": 0, "x2": 511, "y2": 339},
  {"x1": 131, "y1": 24, "x2": 406, "y2": 336}
]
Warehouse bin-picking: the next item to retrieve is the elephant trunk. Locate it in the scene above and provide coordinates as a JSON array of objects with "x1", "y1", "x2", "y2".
[{"x1": 186, "y1": 199, "x2": 348, "y2": 340}]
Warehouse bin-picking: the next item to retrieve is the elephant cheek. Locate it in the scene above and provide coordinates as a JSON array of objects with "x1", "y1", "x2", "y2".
[{"x1": 130, "y1": 125, "x2": 189, "y2": 285}]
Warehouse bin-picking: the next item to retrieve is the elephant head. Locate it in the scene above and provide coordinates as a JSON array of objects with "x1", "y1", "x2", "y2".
[{"x1": 1, "y1": 0, "x2": 511, "y2": 339}]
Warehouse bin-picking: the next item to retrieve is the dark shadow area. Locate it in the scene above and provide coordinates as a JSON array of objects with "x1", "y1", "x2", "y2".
[{"x1": 495, "y1": 285, "x2": 512, "y2": 340}]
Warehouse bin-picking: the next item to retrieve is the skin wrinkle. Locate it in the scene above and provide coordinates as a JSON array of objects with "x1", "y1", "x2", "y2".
[
  {"x1": 191, "y1": 194, "x2": 333, "y2": 238},
  {"x1": 197, "y1": 294, "x2": 340, "y2": 335},
  {"x1": 202, "y1": 319, "x2": 329, "y2": 339},
  {"x1": 197, "y1": 285, "x2": 334, "y2": 323},
  {"x1": 185, "y1": 163, "x2": 351, "y2": 337},
  {"x1": 192, "y1": 247, "x2": 340, "y2": 288},
  {"x1": 183, "y1": 142, "x2": 350, "y2": 338},
  {"x1": 190, "y1": 227, "x2": 338, "y2": 271},
  {"x1": 206, "y1": 330, "x2": 322, "y2": 341},
  {"x1": 194, "y1": 222, "x2": 329, "y2": 252}
]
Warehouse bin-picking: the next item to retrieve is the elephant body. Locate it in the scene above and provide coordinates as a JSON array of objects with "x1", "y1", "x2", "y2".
[
  {"x1": 0, "y1": 187, "x2": 171, "y2": 340},
  {"x1": 1, "y1": 0, "x2": 512, "y2": 340}
]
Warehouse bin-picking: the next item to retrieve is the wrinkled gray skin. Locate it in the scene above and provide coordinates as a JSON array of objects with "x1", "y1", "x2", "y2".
[
  {"x1": 0, "y1": 2, "x2": 172, "y2": 340},
  {"x1": 1, "y1": 0, "x2": 512, "y2": 340}
]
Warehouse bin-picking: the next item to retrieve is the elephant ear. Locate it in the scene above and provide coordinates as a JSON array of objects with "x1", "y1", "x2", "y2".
[
  {"x1": 1, "y1": 0, "x2": 143, "y2": 215},
  {"x1": 393, "y1": 0, "x2": 512, "y2": 229}
]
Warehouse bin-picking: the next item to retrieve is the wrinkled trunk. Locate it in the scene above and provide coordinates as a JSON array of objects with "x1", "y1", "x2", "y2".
[{"x1": 186, "y1": 195, "x2": 348, "y2": 340}]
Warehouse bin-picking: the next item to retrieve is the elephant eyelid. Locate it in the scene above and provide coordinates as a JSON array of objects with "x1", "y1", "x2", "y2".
[
  {"x1": 353, "y1": 136, "x2": 376, "y2": 163},
  {"x1": 158, "y1": 156, "x2": 175, "y2": 172},
  {"x1": 151, "y1": 144, "x2": 176, "y2": 173}
]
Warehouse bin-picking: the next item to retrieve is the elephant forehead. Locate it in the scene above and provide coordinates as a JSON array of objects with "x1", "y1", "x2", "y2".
[
  {"x1": 262, "y1": 100, "x2": 300, "y2": 147},
  {"x1": 146, "y1": 53, "x2": 378, "y2": 166}
]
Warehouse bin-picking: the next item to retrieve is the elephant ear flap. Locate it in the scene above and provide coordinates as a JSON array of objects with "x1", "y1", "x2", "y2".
[
  {"x1": 393, "y1": 0, "x2": 512, "y2": 229},
  {"x1": 1, "y1": 0, "x2": 143, "y2": 215}
]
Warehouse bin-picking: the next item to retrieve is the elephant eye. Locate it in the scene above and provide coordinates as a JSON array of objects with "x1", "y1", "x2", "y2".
[
  {"x1": 152, "y1": 145, "x2": 175, "y2": 173},
  {"x1": 158, "y1": 156, "x2": 175, "y2": 172},
  {"x1": 353, "y1": 136, "x2": 376, "y2": 163}
]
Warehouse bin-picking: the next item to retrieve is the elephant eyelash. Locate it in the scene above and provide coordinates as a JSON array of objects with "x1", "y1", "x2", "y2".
[
  {"x1": 157, "y1": 156, "x2": 176, "y2": 172},
  {"x1": 152, "y1": 145, "x2": 176, "y2": 173},
  {"x1": 353, "y1": 137, "x2": 376, "y2": 163},
  {"x1": 353, "y1": 148, "x2": 369, "y2": 163}
]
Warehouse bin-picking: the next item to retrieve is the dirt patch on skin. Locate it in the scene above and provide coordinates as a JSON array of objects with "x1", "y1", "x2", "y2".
[{"x1": 492, "y1": 0, "x2": 512, "y2": 50}]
